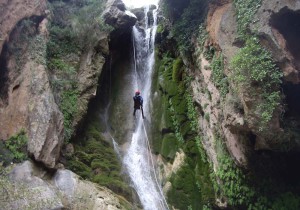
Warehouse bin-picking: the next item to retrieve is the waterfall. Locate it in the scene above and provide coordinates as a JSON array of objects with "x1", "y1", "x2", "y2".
[{"x1": 122, "y1": 6, "x2": 169, "y2": 210}]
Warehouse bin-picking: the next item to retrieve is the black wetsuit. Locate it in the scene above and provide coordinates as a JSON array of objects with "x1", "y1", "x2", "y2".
[{"x1": 133, "y1": 95, "x2": 144, "y2": 118}]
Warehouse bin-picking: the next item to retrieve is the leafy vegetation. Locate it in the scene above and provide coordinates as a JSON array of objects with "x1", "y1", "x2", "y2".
[
  {"x1": 233, "y1": 0, "x2": 262, "y2": 36},
  {"x1": 4, "y1": 130, "x2": 28, "y2": 163},
  {"x1": 164, "y1": 0, "x2": 209, "y2": 53},
  {"x1": 48, "y1": 0, "x2": 112, "y2": 51},
  {"x1": 211, "y1": 54, "x2": 228, "y2": 98},
  {"x1": 212, "y1": 131, "x2": 300, "y2": 209},
  {"x1": 157, "y1": 0, "x2": 298, "y2": 209},
  {"x1": 46, "y1": 0, "x2": 111, "y2": 142},
  {"x1": 214, "y1": 134, "x2": 255, "y2": 206},
  {"x1": 60, "y1": 89, "x2": 80, "y2": 142},
  {"x1": 230, "y1": 37, "x2": 282, "y2": 131}
]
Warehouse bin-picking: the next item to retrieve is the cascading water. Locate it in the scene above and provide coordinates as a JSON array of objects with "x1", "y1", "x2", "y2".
[{"x1": 122, "y1": 6, "x2": 169, "y2": 210}]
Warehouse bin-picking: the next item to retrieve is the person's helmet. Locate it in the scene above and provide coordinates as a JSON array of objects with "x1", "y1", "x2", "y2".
[{"x1": 135, "y1": 90, "x2": 140, "y2": 95}]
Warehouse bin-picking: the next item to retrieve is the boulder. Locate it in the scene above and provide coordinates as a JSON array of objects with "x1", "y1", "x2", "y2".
[
  {"x1": 3, "y1": 161, "x2": 133, "y2": 209},
  {"x1": 6, "y1": 161, "x2": 63, "y2": 210},
  {"x1": 53, "y1": 169, "x2": 133, "y2": 209},
  {"x1": 103, "y1": 0, "x2": 137, "y2": 29}
]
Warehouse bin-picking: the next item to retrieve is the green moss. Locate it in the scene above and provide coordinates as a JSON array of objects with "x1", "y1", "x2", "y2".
[
  {"x1": 154, "y1": 52, "x2": 215, "y2": 208},
  {"x1": 180, "y1": 121, "x2": 193, "y2": 138},
  {"x1": 171, "y1": 94, "x2": 187, "y2": 115},
  {"x1": 161, "y1": 134, "x2": 178, "y2": 160},
  {"x1": 60, "y1": 88, "x2": 79, "y2": 142},
  {"x1": 168, "y1": 162, "x2": 202, "y2": 209},
  {"x1": 67, "y1": 115, "x2": 130, "y2": 200},
  {"x1": 74, "y1": 151, "x2": 93, "y2": 165},
  {"x1": 93, "y1": 175, "x2": 131, "y2": 197},
  {"x1": 68, "y1": 160, "x2": 92, "y2": 179},
  {"x1": 156, "y1": 23, "x2": 164, "y2": 34},
  {"x1": 172, "y1": 58, "x2": 183, "y2": 83}
]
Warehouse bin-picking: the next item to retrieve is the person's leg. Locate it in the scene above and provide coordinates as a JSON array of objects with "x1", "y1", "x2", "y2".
[
  {"x1": 133, "y1": 108, "x2": 136, "y2": 116},
  {"x1": 141, "y1": 106, "x2": 145, "y2": 119}
]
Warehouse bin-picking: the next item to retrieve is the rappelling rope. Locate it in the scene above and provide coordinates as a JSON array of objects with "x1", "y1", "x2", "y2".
[
  {"x1": 132, "y1": 26, "x2": 170, "y2": 210},
  {"x1": 142, "y1": 119, "x2": 170, "y2": 210}
]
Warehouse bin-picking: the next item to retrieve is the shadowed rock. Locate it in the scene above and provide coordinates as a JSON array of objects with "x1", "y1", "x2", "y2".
[{"x1": 103, "y1": 0, "x2": 137, "y2": 29}]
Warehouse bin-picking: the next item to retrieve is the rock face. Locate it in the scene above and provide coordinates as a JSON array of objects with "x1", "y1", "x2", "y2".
[
  {"x1": 2, "y1": 161, "x2": 133, "y2": 209},
  {"x1": 0, "y1": 3, "x2": 64, "y2": 168},
  {"x1": 0, "y1": 0, "x2": 47, "y2": 54},
  {"x1": 131, "y1": 5, "x2": 157, "y2": 28},
  {"x1": 205, "y1": 0, "x2": 300, "y2": 155},
  {"x1": 252, "y1": 1, "x2": 300, "y2": 84},
  {"x1": 103, "y1": 0, "x2": 137, "y2": 29},
  {"x1": 204, "y1": 1, "x2": 249, "y2": 165},
  {"x1": 73, "y1": 33, "x2": 109, "y2": 129}
]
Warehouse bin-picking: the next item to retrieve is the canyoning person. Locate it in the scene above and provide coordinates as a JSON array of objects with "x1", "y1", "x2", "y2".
[{"x1": 133, "y1": 90, "x2": 145, "y2": 119}]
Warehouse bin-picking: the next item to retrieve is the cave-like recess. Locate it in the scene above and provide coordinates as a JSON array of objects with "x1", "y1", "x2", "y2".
[
  {"x1": 270, "y1": 8, "x2": 300, "y2": 68},
  {"x1": 270, "y1": 8, "x2": 300, "y2": 124}
]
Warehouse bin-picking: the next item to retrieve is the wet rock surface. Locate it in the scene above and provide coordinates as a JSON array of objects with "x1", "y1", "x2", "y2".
[{"x1": 103, "y1": 0, "x2": 137, "y2": 29}]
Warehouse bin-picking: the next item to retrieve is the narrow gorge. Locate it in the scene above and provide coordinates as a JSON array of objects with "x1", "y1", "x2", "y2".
[{"x1": 1, "y1": 0, "x2": 300, "y2": 209}]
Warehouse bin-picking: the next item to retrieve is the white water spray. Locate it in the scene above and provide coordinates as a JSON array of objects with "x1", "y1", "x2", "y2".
[{"x1": 123, "y1": 7, "x2": 169, "y2": 210}]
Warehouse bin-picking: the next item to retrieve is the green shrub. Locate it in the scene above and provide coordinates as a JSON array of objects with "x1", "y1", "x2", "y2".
[
  {"x1": 185, "y1": 93, "x2": 198, "y2": 132},
  {"x1": 5, "y1": 130, "x2": 28, "y2": 162},
  {"x1": 71, "y1": 0, "x2": 113, "y2": 49},
  {"x1": 233, "y1": 0, "x2": 262, "y2": 35},
  {"x1": 214, "y1": 134, "x2": 255, "y2": 206},
  {"x1": 230, "y1": 37, "x2": 282, "y2": 130},
  {"x1": 211, "y1": 54, "x2": 228, "y2": 98},
  {"x1": 169, "y1": 0, "x2": 209, "y2": 53},
  {"x1": 60, "y1": 89, "x2": 79, "y2": 142}
]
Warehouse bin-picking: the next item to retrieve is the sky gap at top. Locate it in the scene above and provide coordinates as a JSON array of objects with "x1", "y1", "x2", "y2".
[{"x1": 122, "y1": 0, "x2": 159, "y2": 8}]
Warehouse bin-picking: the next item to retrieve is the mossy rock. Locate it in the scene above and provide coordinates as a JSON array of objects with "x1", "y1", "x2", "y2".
[
  {"x1": 93, "y1": 175, "x2": 132, "y2": 198},
  {"x1": 172, "y1": 58, "x2": 183, "y2": 83},
  {"x1": 171, "y1": 94, "x2": 187, "y2": 115},
  {"x1": 167, "y1": 163, "x2": 202, "y2": 209},
  {"x1": 74, "y1": 151, "x2": 93, "y2": 165},
  {"x1": 195, "y1": 156, "x2": 215, "y2": 204},
  {"x1": 176, "y1": 114, "x2": 188, "y2": 125},
  {"x1": 68, "y1": 160, "x2": 92, "y2": 179},
  {"x1": 180, "y1": 121, "x2": 193, "y2": 138},
  {"x1": 160, "y1": 79, "x2": 178, "y2": 97},
  {"x1": 184, "y1": 140, "x2": 198, "y2": 156},
  {"x1": 161, "y1": 133, "x2": 178, "y2": 160}
]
